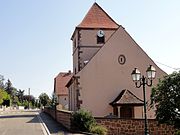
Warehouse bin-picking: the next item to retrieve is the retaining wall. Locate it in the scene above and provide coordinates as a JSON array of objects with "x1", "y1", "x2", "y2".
[
  {"x1": 96, "y1": 118, "x2": 175, "y2": 135},
  {"x1": 43, "y1": 108, "x2": 72, "y2": 130},
  {"x1": 44, "y1": 108, "x2": 176, "y2": 135}
]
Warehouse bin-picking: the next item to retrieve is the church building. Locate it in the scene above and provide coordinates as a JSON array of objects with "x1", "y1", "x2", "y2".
[{"x1": 66, "y1": 3, "x2": 166, "y2": 118}]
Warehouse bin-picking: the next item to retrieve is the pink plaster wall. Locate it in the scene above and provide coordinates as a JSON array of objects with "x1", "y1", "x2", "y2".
[
  {"x1": 72, "y1": 29, "x2": 117, "y2": 73},
  {"x1": 77, "y1": 26, "x2": 166, "y2": 117}
]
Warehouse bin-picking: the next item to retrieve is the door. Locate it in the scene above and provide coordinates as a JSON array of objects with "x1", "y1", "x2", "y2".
[{"x1": 120, "y1": 106, "x2": 134, "y2": 118}]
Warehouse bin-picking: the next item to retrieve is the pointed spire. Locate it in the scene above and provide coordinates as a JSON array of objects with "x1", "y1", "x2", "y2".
[{"x1": 77, "y1": 3, "x2": 119, "y2": 29}]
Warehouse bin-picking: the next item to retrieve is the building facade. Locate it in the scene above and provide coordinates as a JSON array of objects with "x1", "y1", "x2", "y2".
[
  {"x1": 67, "y1": 3, "x2": 166, "y2": 118},
  {"x1": 54, "y1": 71, "x2": 72, "y2": 109}
]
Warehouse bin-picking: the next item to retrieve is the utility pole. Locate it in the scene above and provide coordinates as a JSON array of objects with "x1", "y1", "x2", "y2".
[{"x1": 28, "y1": 88, "x2": 30, "y2": 109}]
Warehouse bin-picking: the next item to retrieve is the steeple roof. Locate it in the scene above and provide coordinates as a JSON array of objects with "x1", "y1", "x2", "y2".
[{"x1": 77, "y1": 3, "x2": 119, "y2": 29}]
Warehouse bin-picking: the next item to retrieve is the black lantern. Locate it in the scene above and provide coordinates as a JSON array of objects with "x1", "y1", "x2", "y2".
[{"x1": 131, "y1": 65, "x2": 156, "y2": 135}]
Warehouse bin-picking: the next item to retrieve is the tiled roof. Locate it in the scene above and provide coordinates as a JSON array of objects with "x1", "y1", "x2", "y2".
[
  {"x1": 77, "y1": 2, "x2": 119, "y2": 29},
  {"x1": 54, "y1": 72, "x2": 72, "y2": 96},
  {"x1": 110, "y1": 89, "x2": 144, "y2": 106}
]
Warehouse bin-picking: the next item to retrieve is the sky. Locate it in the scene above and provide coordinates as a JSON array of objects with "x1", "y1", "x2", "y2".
[{"x1": 0, "y1": 0, "x2": 180, "y2": 98}]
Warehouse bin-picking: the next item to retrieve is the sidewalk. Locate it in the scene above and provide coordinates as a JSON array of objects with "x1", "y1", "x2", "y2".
[{"x1": 39, "y1": 112, "x2": 84, "y2": 135}]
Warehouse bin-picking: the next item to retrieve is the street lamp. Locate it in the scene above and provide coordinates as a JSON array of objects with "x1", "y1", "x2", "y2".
[{"x1": 131, "y1": 65, "x2": 156, "y2": 135}]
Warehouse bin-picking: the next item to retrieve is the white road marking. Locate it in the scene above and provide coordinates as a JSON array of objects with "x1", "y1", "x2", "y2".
[{"x1": 36, "y1": 112, "x2": 51, "y2": 135}]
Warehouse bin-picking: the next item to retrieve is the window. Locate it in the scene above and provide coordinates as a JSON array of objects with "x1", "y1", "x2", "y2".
[
  {"x1": 97, "y1": 35, "x2": 105, "y2": 44},
  {"x1": 97, "y1": 30, "x2": 105, "y2": 44}
]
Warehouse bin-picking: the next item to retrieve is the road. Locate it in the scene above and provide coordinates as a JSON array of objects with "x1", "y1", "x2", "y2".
[
  {"x1": 0, "y1": 109, "x2": 85, "y2": 135},
  {"x1": 0, "y1": 110, "x2": 45, "y2": 135}
]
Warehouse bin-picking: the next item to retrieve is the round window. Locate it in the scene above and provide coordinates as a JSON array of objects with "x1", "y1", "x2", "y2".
[{"x1": 118, "y1": 55, "x2": 126, "y2": 65}]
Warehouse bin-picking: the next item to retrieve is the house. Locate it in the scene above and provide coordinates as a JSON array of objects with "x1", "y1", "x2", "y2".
[
  {"x1": 66, "y1": 3, "x2": 166, "y2": 118},
  {"x1": 54, "y1": 71, "x2": 72, "y2": 109}
]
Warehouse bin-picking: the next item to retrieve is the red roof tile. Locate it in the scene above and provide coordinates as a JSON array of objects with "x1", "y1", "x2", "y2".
[
  {"x1": 54, "y1": 72, "x2": 72, "y2": 96},
  {"x1": 77, "y1": 3, "x2": 119, "y2": 29}
]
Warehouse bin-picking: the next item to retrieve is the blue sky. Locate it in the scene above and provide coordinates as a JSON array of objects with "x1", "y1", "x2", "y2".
[{"x1": 0, "y1": 0, "x2": 180, "y2": 97}]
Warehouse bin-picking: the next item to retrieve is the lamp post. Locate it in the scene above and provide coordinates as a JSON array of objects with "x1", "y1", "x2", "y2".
[
  {"x1": 131, "y1": 65, "x2": 156, "y2": 135},
  {"x1": 28, "y1": 88, "x2": 30, "y2": 109}
]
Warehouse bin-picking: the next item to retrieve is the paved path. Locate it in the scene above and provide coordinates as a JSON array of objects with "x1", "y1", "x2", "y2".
[
  {"x1": 0, "y1": 109, "x2": 84, "y2": 135},
  {"x1": 40, "y1": 112, "x2": 84, "y2": 135}
]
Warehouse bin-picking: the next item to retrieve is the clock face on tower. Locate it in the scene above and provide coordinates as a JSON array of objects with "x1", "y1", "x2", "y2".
[{"x1": 97, "y1": 30, "x2": 105, "y2": 37}]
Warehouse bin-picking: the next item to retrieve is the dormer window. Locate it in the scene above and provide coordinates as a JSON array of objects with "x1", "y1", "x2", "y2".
[{"x1": 97, "y1": 30, "x2": 105, "y2": 44}]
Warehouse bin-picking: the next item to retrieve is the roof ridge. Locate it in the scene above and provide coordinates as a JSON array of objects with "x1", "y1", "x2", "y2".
[
  {"x1": 110, "y1": 89, "x2": 144, "y2": 106},
  {"x1": 55, "y1": 71, "x2": 72, "y2": 79},
  {"x1": 120, "y1": 89, "x2": 127, "y2": 102},
  {"x1": 77, "y1": 2, "x2": 119, "y2": 29},
  {"x1": 126, "y1": 89, "x2": 143, "y2": 102},
  {"x1": 110, "y1": 89, "x2": 126, "y2": 104},
  {"x1": 93, "y1": 2, "x2": 120, "y2": 27}
]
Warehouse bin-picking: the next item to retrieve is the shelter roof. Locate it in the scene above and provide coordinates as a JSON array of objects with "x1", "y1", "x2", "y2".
[{"x1": 110, "y1": 89, "x2": 144, "y2": 106}]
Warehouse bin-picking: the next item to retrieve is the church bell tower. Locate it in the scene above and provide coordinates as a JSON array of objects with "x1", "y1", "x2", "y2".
[{"x1": 71, "y1": 3, "x2": 120, "y2": 74}]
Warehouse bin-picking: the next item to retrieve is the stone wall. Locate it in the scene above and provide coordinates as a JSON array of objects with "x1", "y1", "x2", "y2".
[
  {"x1": 44, "y1": 108, "x2": 176, "y2": 135},
  {"x1": 44, "y1": 108, "x2": 72, "y2": 130},
  {"x1": 56, "y1": 109, "x2": 72, "y2": 130},
  {"x1": 95, "y1": 118, "x2": 175, "y2": 135},
  {"x1": 44, "y1": 107, "x2": 56, "y2": 119}
]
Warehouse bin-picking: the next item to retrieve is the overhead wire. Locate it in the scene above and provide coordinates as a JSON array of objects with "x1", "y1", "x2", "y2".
[{"x1": 155, "y1": 61, "x2": 180, "y2": 71}]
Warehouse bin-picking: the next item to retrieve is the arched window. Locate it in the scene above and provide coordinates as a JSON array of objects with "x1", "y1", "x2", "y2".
[
  {"x1": 97, "y1": 30, "x2": 105, "y2": 44},
  {"x1": 97, "y1": 35, "x2": 105, "y2": 44}
]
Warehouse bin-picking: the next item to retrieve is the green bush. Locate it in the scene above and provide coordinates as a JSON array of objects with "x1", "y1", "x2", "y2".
[
  {"x1": 72, "y1": 109, "x2": 96, "y2": 132},
  {"x1": 0, "y1": 89, "x2": 10, "y2": 105},
  {"x1": 71, "y1": 109, "x2": 108, "y2": 134},
  {"x1": 90, "y1": 125, "x2": 107, "y2": 135},
  {"x1": 17, "y1": 101, "x2": 22, "y2": 106},
  {"x1": 174, "y1": 130, "x2": 180, "y2": 135}
]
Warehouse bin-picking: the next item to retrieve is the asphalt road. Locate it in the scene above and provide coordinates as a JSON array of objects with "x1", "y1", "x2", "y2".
[{"x1": 0, "y1": 110, "x2": 45, "y2": 135}]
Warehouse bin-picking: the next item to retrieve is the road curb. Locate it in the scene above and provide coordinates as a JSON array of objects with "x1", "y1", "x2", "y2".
[{"x1": 37, "y1": 112, "x2": 51, "y2": 135}]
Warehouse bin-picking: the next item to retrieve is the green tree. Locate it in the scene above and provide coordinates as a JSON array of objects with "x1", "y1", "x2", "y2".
[
  {"x1": 50, "y1": 93, "x2": 58, "y2": 109},
  {"x1": 38, "y1": 93, "x2": 50, "y2": 107},
  {"x1": 151, "y1": 71, "x2": 180, "y2": 128},
  {"x1": 5, "y1": 80, "x2": 19, "y2": 105},
  {"x1": 11, "y1": 87, "x2": 18, "y2": 105},
  {"x1": 34, "y1": 99, "x2": 40, "y2": 108},
  {"x1": 5, "y1": 79, "x2": 13, "y2": 95},
  {"x1": 0, "y1": 89, "x2": 10, "y2": 105},
  {"x1": 22, "y1": 95, "x2": 35, "y2": 108},
  {"x1": 17, "y1": 89, "x2": 24, "y2": 103},
  {"x1": 0, "y1": 75, "x2": 5, "y2": 89}
]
